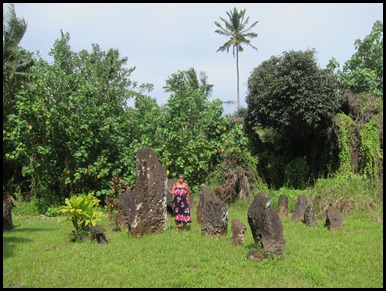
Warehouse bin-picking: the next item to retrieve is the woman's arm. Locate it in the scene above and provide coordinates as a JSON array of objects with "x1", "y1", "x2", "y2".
[{"x1": 168, "y1": 183, "x2": 176, "y2": 195}]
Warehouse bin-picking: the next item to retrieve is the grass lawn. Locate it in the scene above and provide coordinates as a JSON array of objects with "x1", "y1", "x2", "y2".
[{"x1": 3, "y1": 203, "x2": 383, "y2": 288}]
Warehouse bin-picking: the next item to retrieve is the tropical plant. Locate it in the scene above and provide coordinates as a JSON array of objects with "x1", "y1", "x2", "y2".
[
  {"x1": 163, "y1": 67, "x2": 214, "y2": 98},
  {"x1": 214, "y1": 7, "x2": 258, "y2": 112},
  {"x1": 2, "y1": 3, "x2": 31, "y2": 83},
  {"x1": 58, "y1": 192, "x2": 104, "y2": 241}
]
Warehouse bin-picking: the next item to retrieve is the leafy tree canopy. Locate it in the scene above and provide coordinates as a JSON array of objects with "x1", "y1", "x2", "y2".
[
  {"x1": 246, "y1": 49, "x2": 342, "y2": 137},
  {"x1": 341, "y1": 20, "x2": 383, "y2": 99}
]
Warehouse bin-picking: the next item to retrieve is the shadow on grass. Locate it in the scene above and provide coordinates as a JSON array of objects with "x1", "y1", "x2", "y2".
[
  {"x1": 3, "y1": 224, "x2": 57, "y2": 259},
  {"x1": 7, "y1": 223, "x2": 56, "y2": 232},
  {"x1": 3, "y1": 236, "x2": 33, "y2": 259}
]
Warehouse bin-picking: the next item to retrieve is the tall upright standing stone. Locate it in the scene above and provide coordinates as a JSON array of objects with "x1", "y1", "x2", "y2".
[{"x1": 126, "y1": 147, "x2": 168, "y2": 237}]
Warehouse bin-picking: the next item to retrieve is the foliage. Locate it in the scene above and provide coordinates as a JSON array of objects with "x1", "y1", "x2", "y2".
[
  {"x1": 3, "y1": 3, "x2": 34, "y2": 194},
  {"x1": 214, "y1": 7, "x2": 258, "y2": 111},
  {"x1": 246, "y1": 49, "x2": 342, "y2": 133},
  {"x1": 358, "y1": 120, "x2": 383, "y2": 181},
  {"x1": 334, "y1": 113, "x2": 356, "y2": 175},
  {"x1": 334, "y1": 91, "x2": 383, "y2": 183},
  {"x1": 341, "y1": 20, "x2": 383, "y2": 99},
  {"x1": 255, "y1": 153, "x2": 286, "y2": 190},
  {"x1": 106, "y1": 174, "x2": 130, "y2": 218},
  {"x1": 156, "y1": 70, "x2": 228, "y2": 193},
  {"x1": 245, "y1": 49, "x2": 343, "y2": 186},
  {"x1": 2, "y1": 3, "x2": 32, "y2": 85},
  {"x1": 123, "y1": 93, "x2": 164, "y2": 185},
  {"x1": 284, "y1": 156, "x2": 309, "y2": 189},
  {"x1": 57, "y1": 192, "x2": 103, "y2": 241},
  {"x1": 3, "y1": 31, "x2": 138, "y2": 202},
  {"x1": 309, "y1": 174, "x2": 383, "y2": 220},
  {"x1": 163, "y1": 67, "x2": 213, "y2": 98},
  {"x1": 3, "y1": 13, "x2": 382, "y2": 216},
  {"x1": 208, "y1": 118, "x2": 260, "y2": 202},
  {"x1": 268, "y1": 187, "x2": 310, "y2": 211},
  {"x1": 219, "y1": 120, "x2": 258, "y2": 169}
]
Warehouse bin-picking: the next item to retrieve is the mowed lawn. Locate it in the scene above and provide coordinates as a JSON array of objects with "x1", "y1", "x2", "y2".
[{"x1": 3, "y1": 204, "x2": 383, "y2": 288}]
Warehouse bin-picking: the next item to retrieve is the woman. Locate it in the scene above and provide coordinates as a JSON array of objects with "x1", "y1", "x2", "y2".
[{"x1": 169, "y1": 174, "x2": 192, "y2": 232}]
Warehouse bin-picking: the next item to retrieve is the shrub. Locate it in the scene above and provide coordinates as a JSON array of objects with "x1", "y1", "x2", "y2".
[{"x1": 58, "y1": 192, "x2": 104, "y2": 242}]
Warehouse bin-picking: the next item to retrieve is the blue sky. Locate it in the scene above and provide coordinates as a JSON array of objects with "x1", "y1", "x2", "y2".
[{"x1": 14, "y1": 3, "x2": 383, "y2": 115}]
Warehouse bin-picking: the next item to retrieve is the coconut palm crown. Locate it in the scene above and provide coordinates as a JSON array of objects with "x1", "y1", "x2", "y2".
[{"x1": 214, "y1": 7, "x2": 258, "y2": 112}]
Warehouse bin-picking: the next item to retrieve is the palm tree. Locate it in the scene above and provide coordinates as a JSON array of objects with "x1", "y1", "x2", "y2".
[
  {"x1": 3, "y1": 3, "x2": 30, "y2": 81},
  {"x1": 3, "y1": 3, "x2": 33, "y2": 117},
  {"x1": 214, "y1": 7, "x2": 258, "y2": 112},
  {"x1": 164, "y1": 67, "x2": 214, "y2": 98},
  {"x1": 3, "y1": 3, "x2": 32, "y2": 193},
  {"x1": 185, "y1": 67, "x2": 214, "y2": 98}
]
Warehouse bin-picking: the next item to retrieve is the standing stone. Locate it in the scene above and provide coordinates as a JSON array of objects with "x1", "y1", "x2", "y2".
[
  {"x1": 196, "y1": 190, "x2": 203, "y2": 225},
  {"x1": 199, "y1": 184, "x2": 228, "y2": 237},
  {"x1": 303, "y1": 203, "x2": 316, "y2": 226},
  {"x1": 88, "y1": 225, "x2": 108, "y2": 244},
  {"x1": 247, "y1": 192, "x2": 286, "y2": 256},
  {"x1": 326, "y1": 205, "x2": 345, "y2": 232},
  {"x1": 231, "y1": 218, "x2": 247, "y2": 246},
  {"x1": 126, "y1": 147, "x2": 168, "y2": 237},
  {"x1": 291, "y1": 194, "x2": 308, "y2": 222},
  {"x1": 3, "y1": 193, "x2": 14, "y2": 231},
  {"x1": 277, "y1": 194, "x2": 289, "y2": 217},
  {"x1": 114, "y1": 188, "x2": 131, "y2": 231},
  {"x1": 166, "y1": 178, "x2": 176, "y2": 215}
]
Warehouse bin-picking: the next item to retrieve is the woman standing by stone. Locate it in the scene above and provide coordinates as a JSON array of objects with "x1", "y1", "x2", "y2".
[{"x1": 169, "y1": 174, "x2": 192, "y2": 232}]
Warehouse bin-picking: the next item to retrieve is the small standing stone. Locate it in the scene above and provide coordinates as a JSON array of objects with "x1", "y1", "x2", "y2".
[
  {"x1": 326, "y1": 205, "x2": 345, "y2": 232},
  {"x1": 303, "y1": 203, "x2": 316, "y2": 226},
  {"x1": 231, "y1": 218, "x2": 247, "y2": 246},
  {"x1": 277, "y1": 194, "x2": 289, "y2": 217},
  {"x1": 291, "y1": 194, "x2": 308, "y2": 222}
]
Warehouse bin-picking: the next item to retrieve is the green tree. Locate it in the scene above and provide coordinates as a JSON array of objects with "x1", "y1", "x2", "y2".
[
  {"x1": 163, "y1": 67, "x2": 213, "y2": 98},
  {"x1": 3, "y1": 31, "x2": 139, "y2": 209},
  {"x1": 214, "y1": 7, "x2": 258, "y2": 112},
  {"x1": 3, "y1": 3, "x2": 34, "y2": 191},
  {"x1": 245, "y1": 49, "x2": 342, "y2": 186},
  {"x1": 124, "y1": 91, "x2": 165, "y2": 185},
  {"x1": 158, "y1": 70, "x2": 228, "y2": 193},
  {"x1": 341, "y1": 20, "x2": 383, "y2": 99}
]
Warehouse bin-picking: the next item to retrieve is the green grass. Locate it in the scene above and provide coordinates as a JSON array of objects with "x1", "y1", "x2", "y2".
[{"x1": 3, "y1": 202, "x2": 383, "y2": 288}]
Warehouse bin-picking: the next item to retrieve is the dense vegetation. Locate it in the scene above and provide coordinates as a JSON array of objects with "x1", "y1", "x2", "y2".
[
  {"x1": 3, "y1": 6, "x2": 383, "y2": 218},
  {"x1": 3, "y1": 4, "x2": 383, "y2": 288}
]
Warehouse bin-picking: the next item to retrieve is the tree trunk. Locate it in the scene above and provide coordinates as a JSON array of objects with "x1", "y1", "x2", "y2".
[{"x1": 236, "y1": 46, "x2": 240, "y2": 112}]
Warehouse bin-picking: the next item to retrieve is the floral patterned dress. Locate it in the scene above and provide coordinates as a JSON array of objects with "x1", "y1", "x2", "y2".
[{"x1": 173, "y1": 187, "x2": 192, "y2": 223}]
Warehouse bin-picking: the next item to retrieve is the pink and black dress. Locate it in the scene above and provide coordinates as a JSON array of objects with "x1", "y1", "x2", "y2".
[{"x1": 173, "y1": 187, "x2": 192, "y2": 223}]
